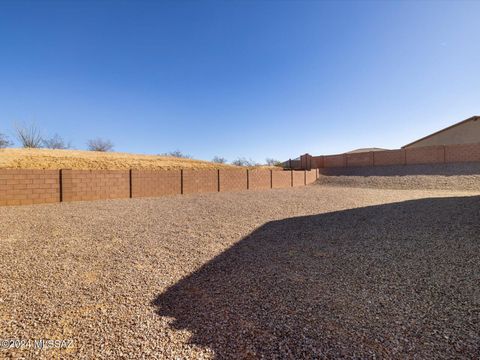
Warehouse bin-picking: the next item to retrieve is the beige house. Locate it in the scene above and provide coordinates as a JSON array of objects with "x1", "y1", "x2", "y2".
[
  {"x1": 345, "y1": 147, "x2": 388, "y2": 154},
  {"x1": 403, "y1": 115, "x2": 480, "y2": 148}
]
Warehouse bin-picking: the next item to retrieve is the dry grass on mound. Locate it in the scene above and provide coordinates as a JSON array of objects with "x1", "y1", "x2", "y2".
[{"x1": 0, "y1": 148, "x2": 240, "y2": 170}]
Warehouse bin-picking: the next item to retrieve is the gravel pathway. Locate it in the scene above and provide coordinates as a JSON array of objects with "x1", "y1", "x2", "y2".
[{"x1": 1, "y1": 185, "x2": 479, "y2": 358}]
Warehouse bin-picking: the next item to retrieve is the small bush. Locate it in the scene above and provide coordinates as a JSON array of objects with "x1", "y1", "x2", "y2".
[
  {"x1": 43, "y1": 134, "x2": 72, "y2": 149},
  {"x1": 161, "y1": 150, "x2": 192, "y2": 159},
  {"x1": 87, "y1": 138, "x2": 114, "y2": 152},
  {"x1": 231, "y1": 157, "x2": 258, "y2": 167},
  {"x1": 0, "y1": 132, "x2": 12, "y2": 149},
  {"x1": 14, "y1": 123, "x2": 43, "y2": 148},
  {"x1": 265, "y1": 158, "x2": 281, "y2": 166},
  {"x1": 212, "y1": 156, "x2": 227, "y2": 164}
]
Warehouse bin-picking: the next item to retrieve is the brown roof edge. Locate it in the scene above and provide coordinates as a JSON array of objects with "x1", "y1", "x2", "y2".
[{"x1": 402, "y1": 115, "x2": 480, "y2": 148}]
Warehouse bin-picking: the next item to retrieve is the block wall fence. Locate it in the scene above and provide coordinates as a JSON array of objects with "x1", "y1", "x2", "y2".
[
  {"x1": 301, "y1": 143, "x2": 480, "y2": 169},
  {"x1": 0, "y1": 169, "x2": 319, "y2": 207}
]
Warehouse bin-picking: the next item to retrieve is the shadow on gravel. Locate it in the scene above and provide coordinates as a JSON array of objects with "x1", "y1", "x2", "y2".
[
  {"x1": 319, "y1": 162, "x2": 480, "y2": 177},
  {"x1": 153, "y1": 196, "x2": 480, "y2": 358}
]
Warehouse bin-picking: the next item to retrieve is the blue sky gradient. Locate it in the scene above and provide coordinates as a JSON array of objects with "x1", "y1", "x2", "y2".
[{"x1": 1, "y1": 0, "x2": 479, "y2": 162}]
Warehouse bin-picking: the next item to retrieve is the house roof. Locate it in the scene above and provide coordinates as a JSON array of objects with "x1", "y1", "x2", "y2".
[
  {"x1": 345, "y1": 147, "x2": 388, "y2": 154},
  {"x1": 402, "y1": 115, "x2": 480, "y2": 148}
]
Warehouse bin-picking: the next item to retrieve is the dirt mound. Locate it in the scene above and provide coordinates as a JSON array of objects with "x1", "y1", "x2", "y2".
[{"x1": 0, "y1": 148, "x2": 237, "y2": 170}]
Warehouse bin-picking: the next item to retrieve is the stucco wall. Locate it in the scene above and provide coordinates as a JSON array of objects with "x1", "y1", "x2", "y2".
[{"x1": 405, "y1": 118, "x2": 480, "y2": 148}]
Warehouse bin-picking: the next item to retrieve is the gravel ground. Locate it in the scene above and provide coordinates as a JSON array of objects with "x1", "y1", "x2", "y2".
[
  {"x1": 318, "y1": 174, "x2": 480, "y2": 191},
  {"x1": 1, "y1": 184, "x2": 479, "y2": 358},
  {"x1": 318, "y1": 163, "x2": 480, "y2": 191}
]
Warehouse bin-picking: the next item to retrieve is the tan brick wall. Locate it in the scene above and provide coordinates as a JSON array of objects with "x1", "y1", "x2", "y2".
[
  {"x1": 272, "y1": 170, "x2": 292, "y2": 189},
  {"x1": 310, "y1": 144, "x2": 480, "y2": 169},
  {"x1": 311, "y1": 156, "x2": 324, "y2": 169},
  {"x1": 373, "y1": 149, "x2": 406, "y2": 166},
  {"x1": 406, "y1": 146, "x2": 445, "y2": 165},
  {"x1": 305, "y1": 170, "x2": 317, "y2": 184},
  {"x1": 131, "y1": 170, "x2": 181, "y2": 198},
  {"x1": 219, "y1": 169, "x2": 247, "y2": 192},
  {"x1": 0, "y1": 170, "x2": 60, "y2": 206},
  {"x1": 182, "y1": 169, "x2": 218, "y2": 194},
  {"x1": 62, "y1": 170, "x2": 130, "y2": 202},
  {"x1": 0, "y1": 165, "x2": 332, "y2": 208},
  {"x1": 324, "y1": 154, "x2": 346, "y2": 168},
  {"x1": 300, "y1": 154, "x2": 314, "y2": 170},
  {"x1": 346, "y1": 152, "x2": 374, "y2": 167},
  {"x1": 292, "y1": 171, "x2": 304, "y2": 187},
  {"x1": 248, "y1": 169, "x2": 271, "y2": 190},
  {"x1": 445, "y1": 143, "x2": 480, "y2": 163}
]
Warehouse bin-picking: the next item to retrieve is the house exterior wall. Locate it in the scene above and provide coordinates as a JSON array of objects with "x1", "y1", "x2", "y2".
[{"x1": 405, "y1": 118, "x2": 480, "y2": 148}]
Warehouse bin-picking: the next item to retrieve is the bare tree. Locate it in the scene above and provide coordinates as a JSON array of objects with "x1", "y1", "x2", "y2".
[
  {"x1": 265, "y1": 158, "x2": 281, "y2": 166},
  {"x1": 14, "y1": 123, "x2": 43, "y2": 148},
  {"x1": 161, "y1": 150, "x2": 192, "y2": 159},
  {"x1": 212, "y1": 156, "x2": 227, "y2": 164},
  {"x1": 43, "y1": 134, "x2": 72, "y2": 149},
  {"x1": 0, "y1": 132, "x2": 13, "y2": 149},
  {"x1": 232, "y1": 157, "x2": 258, "y2": 167},
  {"x1": 87, "y1": 138, "x2": 114, "y2": 152}
]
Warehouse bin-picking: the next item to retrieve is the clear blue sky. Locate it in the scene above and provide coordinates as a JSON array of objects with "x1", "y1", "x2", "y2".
[{"x1": 1, "y1": 1, "x2": 479, "y2": 162}]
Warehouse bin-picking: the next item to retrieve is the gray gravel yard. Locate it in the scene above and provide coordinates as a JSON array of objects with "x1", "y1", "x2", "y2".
[
  {"x1": 318, "y1": 174, "x2": 480, "y2": 191},
  {"x1": 318, "y1": 163, "x2": 480, "y2": 191},
  {"x1": 1, "y1": 183, "x2": 480, "y2": 358}
]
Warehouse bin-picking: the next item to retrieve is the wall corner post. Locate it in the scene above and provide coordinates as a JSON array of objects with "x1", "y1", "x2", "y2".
[
  {"x1": 59, "y1": 169, "x2": 63, "y2": 202},
  {"x1": 180, "y1": 169, "x2": 184, "y2": 195},
  {"x1": 129, "y1": 169, "x2": 133, "y2": 198}
]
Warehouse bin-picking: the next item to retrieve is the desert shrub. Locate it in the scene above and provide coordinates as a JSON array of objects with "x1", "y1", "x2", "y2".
[
  {"x1": 231, "y1": 157, "x2": 258, "y2": 167},
  {"x1": 43, "y1": 134, "x2": 72, "y2": 149},
  {"x1": 161, "y1": 150, "x2": 192, "y2": 159},
  {"x1": 14, "y1": 123, "x2": 43, "y2": 148},
  {"x1": 0, "y1": 132, "x2": 12, "y2": 148},
  {"x1": 87, "y1": 138, "x2": 114, "y2": 152},
  {"x1": 265, "y1": 158, "x2": 281, "y2": 166},
  {"x1": 212, "y1": 156, "x2": 227, "y2": 164}
]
